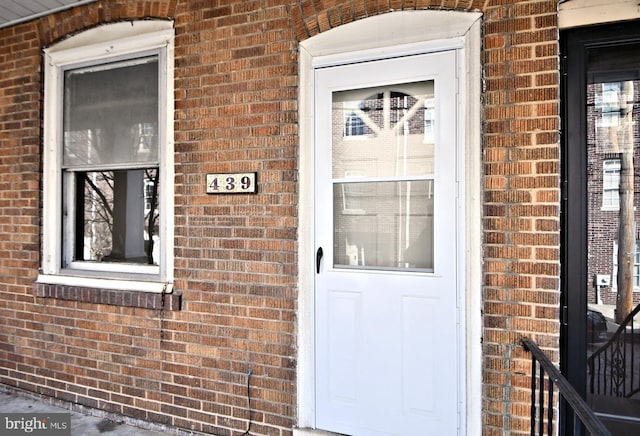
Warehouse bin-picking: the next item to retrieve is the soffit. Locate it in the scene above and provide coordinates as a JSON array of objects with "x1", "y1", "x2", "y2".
[{"x1": 0, "y1": 0, "x2": 97, "y2": 29}]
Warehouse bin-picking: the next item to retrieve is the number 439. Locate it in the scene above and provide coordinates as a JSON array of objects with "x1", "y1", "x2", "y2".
[{"x1": 206, "y1": 173, "x2": 256, "y2": 194}]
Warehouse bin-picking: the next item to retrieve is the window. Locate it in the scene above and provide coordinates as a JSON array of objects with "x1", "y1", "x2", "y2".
[
  {"x1": 424, "y1": 98, "x2": 435, "y2": 143},
  {"x1": 612, "y1": 240, "x2": 640, "y2": 288},
  {"x1": 344, "y1": 111, "x2": 367, "y2": 136},
  {"x1": 342, "y1": 99, "x2": 376, "y2": 138},
  {"x1": 602, "y1": 158, "x2": 621, "y2": 209},
  {"x1": 39, "y1": 21, "x2": 174, "y2": 292},
  {"x1": 592, "y1": 81, "x2": 635, "y2": 153}
]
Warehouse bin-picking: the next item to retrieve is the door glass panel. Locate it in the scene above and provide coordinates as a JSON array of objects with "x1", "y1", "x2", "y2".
[
  {"x1": 332, "y1": 81, "x2": 435, "y2": 271},
  {"x1": 586, "y1": 44, "x2": 640, "y2": 426},
  {"x1": 332, "y1": 82, "x2": 435, "y2": 178},
  {"x1": 333, "y1": 180, "x2": 434, "y2": 270}
]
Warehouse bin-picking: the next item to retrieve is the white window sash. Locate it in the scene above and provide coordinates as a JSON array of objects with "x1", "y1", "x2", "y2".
[{"x1": 602, "y1": 159, "x2": 621, "y2": 210}]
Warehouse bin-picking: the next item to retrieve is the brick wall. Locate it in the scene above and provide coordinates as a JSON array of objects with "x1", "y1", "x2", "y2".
[
  {"x1": 2, "y1": 1, "x2": 299, "y2": 435},
  {"x1": 0, "y1": 0, "x2": 562, "y2": 435},
  {"x1": 481, "y1": 1, "x2": 561, "y2": 434},
  {"x1": 0, "y1": 2, "x2": 44, "y2": 420}
]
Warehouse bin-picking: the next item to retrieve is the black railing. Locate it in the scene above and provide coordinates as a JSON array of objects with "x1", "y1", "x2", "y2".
[
  {"x1": 522, "y1": 337, "x2": 612, "y2": 436},
  {"x1": 588, "y1": 304, "x2": 640, "y2": 398}
]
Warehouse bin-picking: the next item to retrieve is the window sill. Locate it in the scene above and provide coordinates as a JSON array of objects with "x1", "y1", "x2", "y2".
[
  {"x1": 34, "y1": 275, "x2": 181, "y2": 310},
  {"x1": 608, "y1": 287, "x2": 640, "y2": 294}
]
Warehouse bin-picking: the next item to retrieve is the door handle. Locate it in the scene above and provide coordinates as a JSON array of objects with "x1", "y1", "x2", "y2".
[{"x1": 316, "y1": 247, "x2": 323, "y2": 273}]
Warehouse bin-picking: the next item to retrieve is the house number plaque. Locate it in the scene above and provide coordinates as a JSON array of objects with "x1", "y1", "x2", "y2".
[{"x1": 206, "y1": 172, "x2": 257, "y2": 194}]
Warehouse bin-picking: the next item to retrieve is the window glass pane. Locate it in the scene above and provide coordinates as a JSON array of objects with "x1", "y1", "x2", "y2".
[
  {"x1": 585, "y1": 42, "x2": 640, "y2": 422},
  {"x1": 588, "y1": 79, "x2": 639, "y2": 301},
  {"x1": 331, "y1": 81, "x2": 436, "y2": 272},
  {"x1": 591, "y1": 81, "x2": 635, "y2": 154},
  {"x1": 333, "y1": 180, "x2": 434, "y2": 270},
  {"x1": 332, "y1": 82, "x2": 435, "y2": 178},
  {"x1": 63, "y1": 57, "x2": 159, "y2": 167},
  {"x1": 68, "y1": 168, "x2": 159, "y2": 265}
]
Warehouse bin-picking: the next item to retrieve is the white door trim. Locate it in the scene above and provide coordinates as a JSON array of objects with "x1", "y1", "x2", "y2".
[
  {"x1": 296, "y1": 10, "x2": 483, "y2": 435},
  {"x1": 559, "y1": 0, "x2": 640, "y2": 29}
]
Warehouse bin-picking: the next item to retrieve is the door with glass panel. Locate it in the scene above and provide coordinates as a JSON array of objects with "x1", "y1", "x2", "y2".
[
  {"x1": 314, "y1": 51, "x2": 460, "y2": 435},
  {"x1": 563, "y1": 22, "x2": 640, "y2": 435}
]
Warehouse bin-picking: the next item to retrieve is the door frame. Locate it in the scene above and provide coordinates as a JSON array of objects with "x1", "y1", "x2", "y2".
[
  {"x1": 560, "y1": 19, "x2": 640, "y2": 432},
  {"x1": 296, "y1": 10, "x2": 482, "y2": 435}
]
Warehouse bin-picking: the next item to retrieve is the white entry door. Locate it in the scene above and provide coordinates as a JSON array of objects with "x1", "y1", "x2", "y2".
[{"x1": 314, "y1": 51, "x2": 460, "y2": 435}]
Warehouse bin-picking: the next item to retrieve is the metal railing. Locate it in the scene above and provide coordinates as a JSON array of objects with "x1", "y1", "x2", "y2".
[
  {"x1": 588, "y1": 303, "x2": 640, "y2": 399},
  {"x1": 522, "y1": 337, "x2": 612, "y2": 436}
]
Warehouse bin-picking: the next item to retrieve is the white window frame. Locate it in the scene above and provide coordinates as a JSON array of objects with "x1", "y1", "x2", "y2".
[
  {"x1": 38, "y1": 21, "x2": 174, "y2": 293},
  {"x1": 602, "y1": 158, "x2": 621, "y2": 210},
  {"x1": 424, "y1": 97, "x2": 436, "y2": 143},
  {"x1": 612, "y1": 239, "x2": 640, "y2": 290}
]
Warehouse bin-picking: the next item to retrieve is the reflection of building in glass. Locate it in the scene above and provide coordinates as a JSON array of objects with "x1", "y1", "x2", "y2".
[
  {"x1": 587, "y1": 80, "x2": 640, "y2": 305},
  {"x1": 331, "y1": 84, "x2": 436, "y2": 270},
  {"x1": 333, "y1": 180, "x2": 434, "y2": 269},
  {"x1": 65, "y1": 123, "x2": 160, "y2": 266},
  {"x1": 62, "y1": 57, "x2": 161, "y2": 267}
]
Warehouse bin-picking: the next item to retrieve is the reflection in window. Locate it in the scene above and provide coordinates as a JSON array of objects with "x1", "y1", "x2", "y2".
[
  {"x1": 333, "y1": 180, "x2": 434, "y2": 271},
  {"x1": 73, "y1": 169, "x2": 159, "y2": 265},
  {"x1": 612, "y1": 240, "x2": 640, "y2": 287},
  {"x1": 332, "y1": 82, "x2": 435, "y2": 271},
  {"x1": 341, "y1": 91, "x2": 431, "y2": 139},
  {"x1": 424, "y1": 98, "x2": 435, "y2": 143},
  {"x1": 62, "y1": 56, "x2": 160, "y2": 267},
  {"x1": 591, "y1": 81, "x2": 635, "y2": 153},
  {"x1": 333, "y1": 83, "x2": 435, "y2": 179},
  {"x1": 344, "y1": 111, "x2": 369, "y2": 137},
  {"x1": 596, "y1": 82, "x2": 621, "y2": 109},
  {"x1": 342, "y1": 98, "x2": 378, "y2": 138},
  {"x1": 602, "y1": 158, "x2": 621, "y2": 209}
]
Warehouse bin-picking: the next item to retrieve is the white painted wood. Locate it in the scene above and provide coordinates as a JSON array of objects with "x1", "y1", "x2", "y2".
[
  {"x1": 314, "y1": 51, "x2": 459, "y2": 435},
  {"x1": 460, "y1": 18, "x2": 483, "y2": 436},
  {"x1": 559, "y1": 0, "x2": 640, "y2": 29},
  {"x1": 302, "y1": 10, "x2": 480, "y2": 60},
  {"x1": 297, "y1": 10, "x2": 482, "y2": 435}
]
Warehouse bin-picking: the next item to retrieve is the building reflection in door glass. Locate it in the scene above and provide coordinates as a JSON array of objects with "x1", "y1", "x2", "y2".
[
  {"x1": 333, "y1": 180, "x2": 433, "y2": 270},
  {"x1": 331, "y1": 82, "x2": 436, "y2": 271},
  {"x1": 586, "y1": 61, "x2": 640, "y2": 425}
]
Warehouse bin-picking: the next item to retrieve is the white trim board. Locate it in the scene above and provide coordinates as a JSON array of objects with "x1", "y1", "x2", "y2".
[{"x1": 559, "y1": 0, "x2": 640, "y2": 29}]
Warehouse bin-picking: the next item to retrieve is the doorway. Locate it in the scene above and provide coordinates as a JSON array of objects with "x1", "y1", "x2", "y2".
[
  {"x1": 562, "y1": 20, "x2": 640, "y2": 434},
  {"x1": 313, "y1": 50, "x2": 460, "y2": 435}
]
